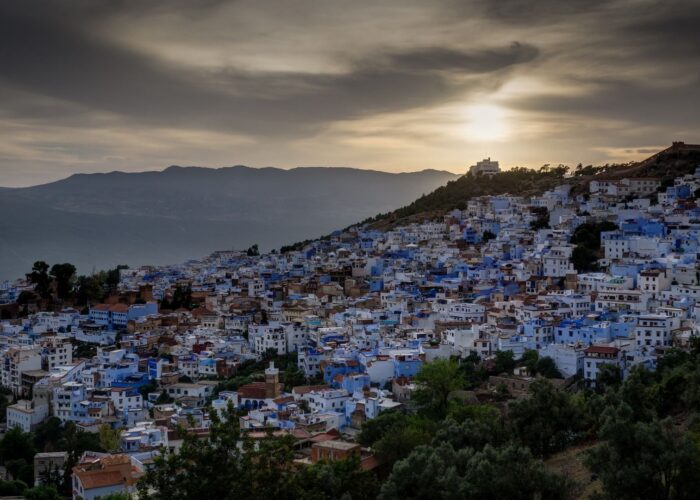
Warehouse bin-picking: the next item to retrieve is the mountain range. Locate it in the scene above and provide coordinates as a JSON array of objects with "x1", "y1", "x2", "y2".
[{"x1": 0, "y1": 166, "x2": 458, "y2": 280}]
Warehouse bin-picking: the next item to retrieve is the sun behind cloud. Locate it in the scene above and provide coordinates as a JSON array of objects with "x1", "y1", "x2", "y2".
[{"x1": 461, "y1": 104, "x2": 510, "y2": 142}]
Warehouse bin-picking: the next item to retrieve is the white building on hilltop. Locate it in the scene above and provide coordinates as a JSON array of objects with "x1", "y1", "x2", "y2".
[{"x1": 469, "y1": 158, "x2": 500, "y2": 177}]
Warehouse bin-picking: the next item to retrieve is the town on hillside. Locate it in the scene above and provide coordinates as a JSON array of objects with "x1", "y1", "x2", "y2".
[{"x1": 3, "y1": 145, "x2": 700, "y2": 497}]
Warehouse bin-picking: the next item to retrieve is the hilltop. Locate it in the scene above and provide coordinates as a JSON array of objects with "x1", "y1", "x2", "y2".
[{"x1": 363, "y1": 142, "x2": 700, "y2": 230}]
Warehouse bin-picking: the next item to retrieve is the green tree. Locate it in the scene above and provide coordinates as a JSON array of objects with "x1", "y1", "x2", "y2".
[
  {"x1": 413, "y1": 359, "x2": 464, "y2": 418},
  {"x1": 586, "y1": 404, "x2": 700, "y2": 499},
  {"x1": 106, "y1": 265, "x2": 129, "y2": 288},
  {"x1": 99, "y1": 492, "x2": 132, "y2": 500},
  {"x1": 27, "y1": 261, "x2": 51, "y2": 298},
  {"x1": 138, "y1": 404, "x2": 374, "y2": 499},
  {"x1": 0, "y1": 426, "x2": 37, "y2": 465},
  {"x1": 508, "y1": 379, "x2": 582, "y2": 457},
  {"x1": 373, "y1": 421, "x2": 432, "y2": 466},
  {"x1": 168, "y1": 285, "x2": 193, "y2": 310},
  {"x1": 139, "y1": 379, "x2": 159, "y2": 400},
  {"x1": 572, "y1": 244, "x2": 599, "y2": 272},
  {"x1": 75, "y1": 274, "x2": 105, "y2": 306},
  {"x1": 23, "y1": 485, "x2": 64, "y2": 500},
  {"x1": 98, "y1": 424, "x2": 121, "y2": 452},
  {"x1": 291, "y1": 455, "x2": 378, "y2": 499},
  {"x1": 358, "y1": 410, "x2": 410, "y2": 447},
  {"x1": 529, "y1": 207, "x2": 550, "y2": 230},
  {"x1": 155, "y1": 390, "x2": 174, "y2": 404},
  {"x1": 457, "y1": 352, "x2": 487, "y2": 389},
  {"x1": 380, "y1": 443, "x2": 570, "y2": 500},
  {"x1": 0, "y1": 479, "x2": 28, "y2": 496},
  {"x1": 492, "y1": 350, "x2": 516, "y2": 375},
  {"x1": 595, "y1": 363, "x2": 622, "y2": 391},
  {"x1": 520, "y1": 349, "x2": 539, "y2": 374},
  {"x1": 536, "y1": 356, "x2": 562, "y2": 379},
  {"x1": 281, "y1": 365, "x2": 306, "y2": 391},
  {"x1": 17, "y1": 290, "x2": 37, "y2": 305},
  {"x1": 49, "y1": 263, "x2": 77, "y2": 300},
  {"x1": 33, "y1": 417, "x2": 64, "y2": 452},
  {"x1": 434, "y1": 405, "x2": 508, "y2": 451}
]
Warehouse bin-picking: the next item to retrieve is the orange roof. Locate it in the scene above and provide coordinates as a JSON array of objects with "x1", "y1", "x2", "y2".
[
  {"x1": 273, "y1": 395, "x2": 294, "y2": 405},
  {"x1": 238, "y1": 382, "x2": 267, "y2": 399},
  {"x1": 76, "y1": 470, "x2": 124, "y2": 490},
  {"x1": 585, "y1": 345, "x2": 619, "y2": 355},
  {"x1": 292, "y1": 385, "x2": 329, "y2": 395}
]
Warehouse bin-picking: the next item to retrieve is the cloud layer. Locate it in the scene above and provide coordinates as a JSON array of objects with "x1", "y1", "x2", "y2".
[{"x1": 1, "y1": 0, "x2": 699, "y2": 186}]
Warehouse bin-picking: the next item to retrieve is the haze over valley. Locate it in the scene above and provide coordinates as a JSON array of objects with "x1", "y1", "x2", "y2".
[{"x1": 0, "y1": 165, "x2": 457, "y2": 279}]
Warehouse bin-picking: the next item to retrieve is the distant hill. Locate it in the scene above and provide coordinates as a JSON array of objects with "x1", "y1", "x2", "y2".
[
  {"x1": 364, "y1": 143, "x2": 700, "y2": 230},
  {"x1": 0, "y1": 166, "x2": 458, "y2": 279}
]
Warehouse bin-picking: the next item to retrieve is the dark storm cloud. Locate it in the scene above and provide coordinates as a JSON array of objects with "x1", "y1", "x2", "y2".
[
  {"x1": 502, "y1": 0, "x2": 700, "y2": 131},
  {"x1": 0, "y1": 2, "x2": 537, "y2": 139},
  {"x1": 466, "y1": 0, "x2": 613, "y2": 24},
  {"x1": 2, "y1": 0, "x2": 700, "y2": 186},
  {"x1": 507, "y1": 77, "x2": 700, "y2": 129},
  {"x1": 618, "y1": 3, "x2": 700, "y2": 60},
  {"x1": 385, "y1": 43, "x2": 538, "y2": 73}
]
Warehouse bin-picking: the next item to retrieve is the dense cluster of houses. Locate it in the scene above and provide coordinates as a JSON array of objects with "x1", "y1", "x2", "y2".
[{"x1": 2, "y1": 164, "x2": 700, "y2": 498}]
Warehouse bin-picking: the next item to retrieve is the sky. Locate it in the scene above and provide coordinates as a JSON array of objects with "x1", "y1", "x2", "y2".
[{"x1": 1, "y1": 0, "x2": 699, "y2": 187}]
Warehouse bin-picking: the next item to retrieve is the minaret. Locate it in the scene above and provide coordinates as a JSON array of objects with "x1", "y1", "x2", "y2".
[{"x1": 265, "y1": 361, "x2": 281, "y2": 399}]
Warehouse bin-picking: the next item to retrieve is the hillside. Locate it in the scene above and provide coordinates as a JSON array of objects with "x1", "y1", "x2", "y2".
[
  {"x1": 366, "y1": 143, "x2": 700, "y2": 229},
  {"x1": 0, "y1": 166, "x2": 457, "y2": 280}
]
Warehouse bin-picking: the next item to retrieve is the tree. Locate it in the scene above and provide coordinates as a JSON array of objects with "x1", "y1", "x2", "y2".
[
  {"x1": 586, "y1": 404, "x2": 700, "y2": 499},
  {"x1": 17, "y1": 290, "x2": 37, "y2": 305},
  {"x1": 139, "y1": 379, "x2": 158, "y2": 400},
  {"x1": 281, "y1": 365, "x2": 306, "y2": 391},
  {"x1": 570, "y1": 221, "x2": 618, "y2": 272},
  {"x1": 33, "y1": 417, "x2": 64, "y2": 452},
  {"x1": 0, "y1": 479, "x2": 28, "y2": 496},
  {"x1": 571, "y1": 244, "x2": 599, "y2": 272},
  {"x1": 23, "y1": 485, "x2": 64, "y2": 500},
  {"x1": 529, "y1": 207, "x2": 550, "y2": 230},
  {"x1": 292, "y1": 456, "x2": 378, "y2": 499},
  {"x1": 75, "y1": 275, "x2": 105, "y2": 306},
  {"x1": 596, "y1": 363, "x2": 622, "y2": 391},
  {"x1": 106, "y1": 265, "x2": 129, "y2": 288},
  {"x1": 246, "y1": 244, "x2": 260, "y2": 257},
  {"x1": 379, "y1": 443, "x2": 570, "y2": 500},
  {"x1": 457, "y1": 352, "x2": 487, "y2": 389},
  {"x1": 49, "y1": 263, "x2": 77, "y2": 300},
  {"x1": 520, "y1": 349, "x2": 539, "y2": 374},
  {"x1": 167, "y1": 285, "x2": 193, "y2": 310},
  {"x1": 98, "y1": 492, "x2": 132, "y2": 500},
  {"x1": 434, "y1": 405, "x2": 508, "y2": 451},
  {"x1": 372, "y1": 421, "x2": 432, "y2": 466},
  {"x1": 0, "y1": 426, "x2": 37, "y2": 465},
  {"x1": 482, "y1": 230, "x2": 496, "y2": 242},
  {"x1": 138, "y1": 404, "x2": 374, "y2": 499},
  {"x1": 492, "y1": 350, "x2": 516, "y2": 375},
  {"x1": 27, "y1": 261, "x2": 51, "y2": 298},
  {"x1": 358, "y1": 410, "x2": 410, "y2": 447},
  {"x1": 536, "y1": 356, "x2": 562, "y2": 379},
  {"x1": 358, "y1": 411, "x2": 432, "y2": 466},
  {"x1": 413, "y1": 359, "x2": 464, "y2": 418},
  {"x1": 508, "y1": 379, "x2": 583, "y2": 457},
  {"x1": 155, "y1": 390, "x2": 174, "y2": 404},
  {"x1": 99, "y1": 424, "x2": 121, "y2": 452}
]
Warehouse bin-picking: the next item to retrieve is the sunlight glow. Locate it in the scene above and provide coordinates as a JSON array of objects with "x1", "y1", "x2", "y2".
[{"x1": 462, "y1": 104, "x2": 510, "y2": 142}]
